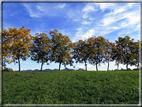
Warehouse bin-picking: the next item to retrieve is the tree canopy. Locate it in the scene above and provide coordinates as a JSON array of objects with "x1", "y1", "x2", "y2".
[
  {"x1": 72, "y1": 39, "x2": 89, "y2": 71},
  {"x1": 49, "y1": 29, "x2": 73, "y2": 71},
  {"x1": 87, "y1": 36, "x2": 106, "y2": 71},
  {"x1": 2, "y1": 26, "x2": 33, "y2": 71},
  {"x1": 2, "y1": 26, "x2": 140, "y2": 71},
  {"x1": 30, "y1": 33, "x2": 51, "y2": 71}
]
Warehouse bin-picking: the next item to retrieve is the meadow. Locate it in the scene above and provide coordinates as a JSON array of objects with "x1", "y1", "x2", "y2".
[{"x1": 2, "y1": 70, "x2": 139, "y2": 104}]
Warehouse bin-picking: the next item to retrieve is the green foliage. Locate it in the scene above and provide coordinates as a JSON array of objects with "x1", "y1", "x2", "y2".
[
  {"x1": 87, "y1": 36, "x2": 106, "y2": 71},
  {"x1": 3, "y1": 70, "x2": 139, "y2": 104},
  {"x1": 131, "y1": 40, "x2": 139, "y2": 69},
  {"x1": 30, "y1": 33, "x2": 51, "y2": 71},
  {"x1": 2, "y1": 26, "x2": 139, "y2": 71},
  {"x1": 115, "y1": 36, "x2": 138, "y2": 70},
  {"x1": 72, "y1": 39, "x2": 89, "y2": 70},
  {"x1": 2, "y1": 26, "x2": 33, "y2": 71},
  {"x1": 2, "y1": 28, "x2": 13, "y2": 67},
  {"x1": 2, "y1": 67, "x2": 13, "y2": 72},
  {"x1": 49, "y1": 29, "x2": 73, "y2": 70},
  {"x1": 104, "y1": 40, "x2": 116, "y2": 71}
]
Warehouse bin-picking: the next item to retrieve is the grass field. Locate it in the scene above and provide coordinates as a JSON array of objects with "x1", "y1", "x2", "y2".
[{"x1": 2, "y1": 70, "x2": 139, "y2": 104}]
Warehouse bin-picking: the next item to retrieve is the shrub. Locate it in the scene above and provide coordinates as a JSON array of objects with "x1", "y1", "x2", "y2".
[
  {"x1": 133, "y1": 67, "x2": 142, "y2": 70},
  {"x1": 121, "y1": 68, "x2": 125, "y2": 71},
  {"x1": 127, "y1": 68, "x2": 131, "y2": 70},
  {"x1": 133, "y1": 68, "x2": 139, "y2": 70},
  {"x1": 2, "y1": 67, "x2": 13, "y2": 72}
]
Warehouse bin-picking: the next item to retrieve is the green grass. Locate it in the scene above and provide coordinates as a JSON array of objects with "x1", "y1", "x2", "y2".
[{"x1": 3, "y1": 70, "x2": 139, "y2": 104}]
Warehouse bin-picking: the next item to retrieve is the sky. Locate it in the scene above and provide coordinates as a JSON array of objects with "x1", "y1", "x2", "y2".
[{"x1": 2, "y1": 1, "x2": 141, "y2": 71}]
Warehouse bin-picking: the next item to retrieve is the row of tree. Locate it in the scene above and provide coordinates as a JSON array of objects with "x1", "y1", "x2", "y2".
[{"x1": 2, "y1": 26, "x2": 141, "y2": 71}]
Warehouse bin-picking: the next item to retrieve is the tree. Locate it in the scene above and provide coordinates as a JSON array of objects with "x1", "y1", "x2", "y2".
[
  {"x1": 115, "y1": 36, "x2": 136, "y2": 70},
  {"x1": 49, "y1": 29, "x2": 73, "y2": 71},
  {"x1": 87, "y1": 36, "x2": 106, "y2": 71},
  {"x1": 130, "y1": 40, "x2": 139, "y2": 69},
  {"x1": 104, "y1": 40, "x2": 116, "y2": 71},
  {"x1": 2, "y1": 28, "x2": 14, "y2": 69},
  {"x1": 30, "y1": 33, "x2": 51, "y2": 71},
  {"x1": 112, "y1": 41, "x2": 123, "y2": 70},
  {"x1": 3, "y1": 26, "x2": 33, "y2": 71},
  {"x1": 72, "y1": 39, "x2": 89, "y2": 71}
]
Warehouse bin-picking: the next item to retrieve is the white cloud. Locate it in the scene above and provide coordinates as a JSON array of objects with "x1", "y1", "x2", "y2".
[
  {"x1": 112, "y1": 3, "x2": 135, "y2": 15},
  {"x1": 83, "y1": 13, "x2": 89, "y2": 19},
  {"x1": 89, "y1": 18, "x2": 95, "y2": 20},
  {"x1": 72, "y1": 3, "x2": 140, "y2": 43},
  {"x1": 82, "y1": 4, "x2": 98, "y2": 19},
  {"x1": 92, "y1": 25, "x2": 120, "y2": 37},
  {"x1": 72, "y1": 28, "x2": 95, "y2": 42},
  {"x1": 81, "y1": 21, "x2": 91, "y2": 25},
  {"x1": 118, "y1": 24, "x2": 139, "y2": 36},
  {"x1": 23, "y1": 3, "x2": 67, "y2": 18},
  {"x1": 59, "y1": 4, "x2": 66, "y2": 8},
  {"x1": 72, "y1": 28, "x2": 86, "y2": 42},
  {"x1": 55, "y1": 3, "x2": 66, "y2": 9},
  {"x1": 95, "y1": 3, "x2": 116, "y2": 12},
  {"x1": 36, "y1": 5, "x2": 43, "y2": 11},
  {"x1": 82, "y1": 29, "x2": 95, "y2": 38},
  {"x1": 21, "y1": 61, "x2": 32, "y2": 64},
  {"x1": 76, "y1": 28, "x2": 83, "y2": 37},
  {"x1": 119, "y1": 11, "x2": 140, "y2": 28},
  {"x1": 99, "y1": 3, "x2": 139, "y2": 27},
  {"x1": 23, "y1": 4, "x2": 40, "y2": 18},
  {"x1": 73, "y1": 27, "x2": 95, "y2": 42},
  {"x1": 73, "y1": 19, "x2": 81, "y2": 22},
  {"x1": 95, "y1": 3, "x2": 140, "y2": 41},
  {"x1": 83, "y1": 4, "x2": 97, "y2": 12},
  {"x1": 101, "y1": 16, "x2": 117, "y2": 26}
]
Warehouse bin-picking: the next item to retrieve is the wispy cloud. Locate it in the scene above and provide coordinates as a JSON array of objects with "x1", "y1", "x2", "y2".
[
  {"x1": 72, "y1": 28, "x2": 85, "y2": 42},
  {"x1": 118, "y1": 23, "x2": 140, "y2": 36},
  {"x1": 57, "y1": 3, "x2": 66, "y2": 8},
  {"x1": 73, "y1": 28, "x2": 95, "y2": 42},
  {"x1": 23, "y1": 3, "x2": 42, "y2": 18},
  {"x1": 81, "y1": 21, "x2": 91, "y2": 25},
  {"x1": 89, "y1": 18, "x2": 95, "y2": 20},
  {"x1": 82, "y1": 4, "x2": 97, "y2": 19},
  {"x1": 73, "y1": 19, "x2": 81, "y2": 22},
  {"x1": 99, "y1": 3, "x2": 139, "y2": 27},
  {"x1": 82, "y1": 29, "x2": 95, "y2": 39},
  {"x1": 23, "y1": 3, "x2": 67, "y2": 18},
  {"x1": 72, "y1": 3, "x2": 140, "y2": 42},
  {"x1": 21, "y1": 61, "x2": 33, "y2": 64},
  {"x1": 83, "y1": 4, "x2": 97, "y2": 12},
  {"x1": 95, "y1": 3, "x2": 116, "y2": 12}
]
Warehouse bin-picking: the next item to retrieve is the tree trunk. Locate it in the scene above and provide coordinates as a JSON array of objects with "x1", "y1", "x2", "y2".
[
  {"x1": 85, "y1": 61, "x2": 87, "y2": 71},
  {"x1": 117, "y1": 63, "x2": 119, "y2": 70},
  {"x1": 137, "y1": 65, "x2": 139, "y2": 69},
  {"x1": 18, "y1": 57, "x2": 20, "y2": 71},
  {"x1": 64, "y1": 64, "x2": 66, "y2": 69},
  {"x1": 96, "y1": 63, "x2": 98, "y2": 71},
  {"x1": 59, "y1": 62, "x2": 61, "y2": 71},
  {"x1": 107, "y1": 61, "x2": 109, "y2": 71},
  {"x1": 126, "y1": 64, "x2": 128, "y2": 70},
  {"x1": 40, "y1": 62, "x2": 44, "y2": 71}
]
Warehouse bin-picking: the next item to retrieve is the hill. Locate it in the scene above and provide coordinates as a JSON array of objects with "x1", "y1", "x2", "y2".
[{"x1": 21, "y1": 67, "x2": 85, "y2": 72}]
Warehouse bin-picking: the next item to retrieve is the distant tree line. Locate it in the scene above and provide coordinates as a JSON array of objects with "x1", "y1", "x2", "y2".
[{"x1": 2, "y1": 26, "x2": 141, "y2": 71}]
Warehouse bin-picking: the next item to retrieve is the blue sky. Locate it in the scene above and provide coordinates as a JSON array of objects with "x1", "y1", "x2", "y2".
[{"x1": 2, "y1": 2, "x2": 140, "y2": 71}]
